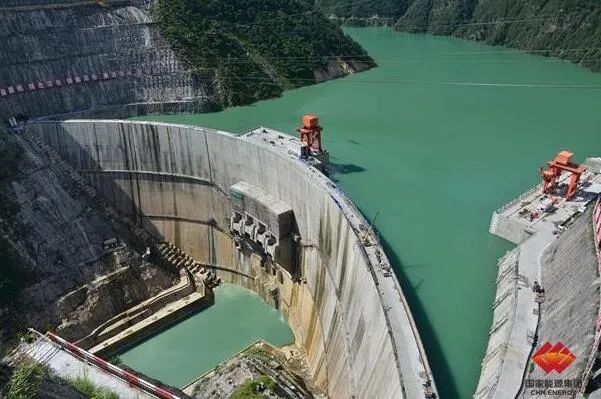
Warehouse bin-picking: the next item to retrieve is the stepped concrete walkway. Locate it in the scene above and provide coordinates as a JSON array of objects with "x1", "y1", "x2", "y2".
[{"x1": 89, "y1": 290, "x2": 208, "y2": 356}]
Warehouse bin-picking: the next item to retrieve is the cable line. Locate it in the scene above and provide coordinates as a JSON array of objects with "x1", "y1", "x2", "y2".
[
  {"x1": 152, "y1": 0, "x2": 591, "y2": 37},
  {"x1": 191, "y1": 73, "x2": 601, "y2": 90}
]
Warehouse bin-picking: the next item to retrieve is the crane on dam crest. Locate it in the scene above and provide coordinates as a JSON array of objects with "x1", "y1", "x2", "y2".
[{"x1": 540, "y1": 150, "x2": 587, "y2": 201}]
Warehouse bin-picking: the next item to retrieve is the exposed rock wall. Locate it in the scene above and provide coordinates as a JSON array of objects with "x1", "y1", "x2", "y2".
[
  {"x1": 27, "y1": 119, "x2": 438, "y2": 399},
  {"x1": 0, "y1": 131, "x2": 176, "y2": 347},
  {"x1": 0, "y1": 0, "x2": 213, "y2": 121}
]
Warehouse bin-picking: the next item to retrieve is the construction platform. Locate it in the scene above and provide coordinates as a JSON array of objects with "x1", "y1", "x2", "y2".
[{"x1": 490, "y1": 168, "x2": 601, "y2": 244}]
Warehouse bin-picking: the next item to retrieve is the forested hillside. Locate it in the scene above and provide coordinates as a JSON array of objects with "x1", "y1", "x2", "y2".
[
  {"x1": 317, "y1": 0, "x2": 601, "y2": 72},
  {"x1": 154, "y1": 0, "x2": 374, "y2": 106}
]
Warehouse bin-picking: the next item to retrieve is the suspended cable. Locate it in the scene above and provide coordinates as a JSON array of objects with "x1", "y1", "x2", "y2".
[{"x1": 192, "y1": 73, "x2": 601, "y2": 90}]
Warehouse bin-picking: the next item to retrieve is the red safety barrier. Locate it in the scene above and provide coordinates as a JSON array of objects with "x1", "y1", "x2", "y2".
[
  {"x1": 45, "y1": 332, "x2": 182, "y2": 399},
  {"x1": 1, "y1": 67, "x2": 146, "y2": 98}
]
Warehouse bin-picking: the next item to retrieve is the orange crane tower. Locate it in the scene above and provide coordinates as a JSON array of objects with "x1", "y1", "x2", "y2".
[
  {"x1": 539, "y1": 150, "x2": 586, "y2": 200},
  {"x1": 298, "y1": 115, "x2": 323, "y2": 154}
]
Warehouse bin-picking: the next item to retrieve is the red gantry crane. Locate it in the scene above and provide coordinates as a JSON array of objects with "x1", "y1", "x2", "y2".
[
  {"x1": 298, "y1": 115, "x2": 323, "y2": 154},
  {"x1": 539, "y1": 150, "x2": 587, "y2": 201}
]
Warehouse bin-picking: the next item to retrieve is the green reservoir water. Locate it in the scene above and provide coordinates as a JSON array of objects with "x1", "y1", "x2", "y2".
[
  {"x1": 133, "y1": 28, "x2": 601, "y2": 397},
  {"x1": 119, "y1": 284, "x2": 294, "y2": 388}
]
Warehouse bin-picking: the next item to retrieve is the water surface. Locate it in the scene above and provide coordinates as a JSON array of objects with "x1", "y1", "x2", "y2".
[
  {"x1": 119, "y1": 284, "x2": 294, "y2": 388},
  {"x1": 135, "y1": 28, "x2": 601, "y2": 397}
]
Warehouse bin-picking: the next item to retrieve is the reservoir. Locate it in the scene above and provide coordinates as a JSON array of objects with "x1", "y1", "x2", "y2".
[{"x1": 130, "y1": 27, "x2": 601, "y2": 398}]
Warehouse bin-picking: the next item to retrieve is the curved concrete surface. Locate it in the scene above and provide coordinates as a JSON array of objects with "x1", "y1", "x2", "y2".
[{"x1": 26, "y1": 120, "x2": 438, "y2": 399}]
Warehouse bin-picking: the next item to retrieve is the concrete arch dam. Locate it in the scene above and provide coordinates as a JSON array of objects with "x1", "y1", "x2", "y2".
[{"x1": 27, "y1": 119, "x2": 438, "y2": 399}]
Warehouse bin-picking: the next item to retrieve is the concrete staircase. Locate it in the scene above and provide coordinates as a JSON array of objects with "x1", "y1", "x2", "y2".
[{"x1": 157, "y1": 242, "x2": 221, "y2": 289}]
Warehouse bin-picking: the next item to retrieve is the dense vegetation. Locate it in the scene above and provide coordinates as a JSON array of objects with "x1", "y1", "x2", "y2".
[
  {"x1": 317, "y1": 0, "x2": 411, "y2": 20},
  {"x1": 2, "y1": 362, "x2": 47, "y2": 399},
  {"x1": 317, "y1": 0, "x2": 601, "y2": 72},
  {"x1": 0, "y1": 360, "x2": 115, "y2": 399},
  {"x1": 153, "y1": 0, "x2": 374, "y2": 107},
  {"x1": 68, "y1": 374, "x2": 119, "y2": 399},
  {"x1": 230, "y1": 375, "x2": 276, "y2": 399}
]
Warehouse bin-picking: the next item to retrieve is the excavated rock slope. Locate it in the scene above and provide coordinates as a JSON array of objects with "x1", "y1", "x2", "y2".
[
  {"x1": 0, "y1": 132, "x2": 176, "y2": 348},
  {"x1": 0, "y1": 0, "x2": 212, "y2": 121}
]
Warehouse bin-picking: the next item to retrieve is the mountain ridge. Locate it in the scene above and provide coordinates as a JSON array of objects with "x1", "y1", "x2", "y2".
[{"x1": 318, "y1": 0, "x2": 601, "y2": 72}]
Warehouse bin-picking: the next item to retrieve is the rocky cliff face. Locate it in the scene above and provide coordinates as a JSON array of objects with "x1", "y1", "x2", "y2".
[
  {"x1": 0, "y1": 131, "x2": 176, "y2": 348},
  {"x1": 0, "y1": 0, "x2": 215, "y2": 121}
]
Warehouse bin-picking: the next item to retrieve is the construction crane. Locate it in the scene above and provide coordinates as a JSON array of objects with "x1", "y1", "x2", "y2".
[
  {"x1": 297, "y1": 115, "x2": 323, "y2": 154},
  {"x1": 539, "y1": 150, "x2": 587, "y2": 201}
]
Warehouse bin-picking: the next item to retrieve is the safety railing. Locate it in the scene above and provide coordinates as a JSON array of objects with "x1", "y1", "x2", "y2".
[
  {"x1": 45, "y1": 332, "x2": 183, "y2": 399},
  {"x1": 0, "y1": 60, "x2": 184, "y2": 99},
  {"x1": 495, "y1": 183, "x2": 543, "y2": 215}
]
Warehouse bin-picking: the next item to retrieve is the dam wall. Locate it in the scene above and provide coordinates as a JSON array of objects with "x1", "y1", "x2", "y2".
[
  {"x1": 0, "y1": 1, "x2": 212, "y2": 121},
  {"x1": 26, "y1": 119, "x2": 437, "y2": 399},
  {"x1": 521, "y1": 204, "x2": 599, "y2": 398},
  {"x1": 477, "y1": 177, "x2": 601, "y2": 398}
]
